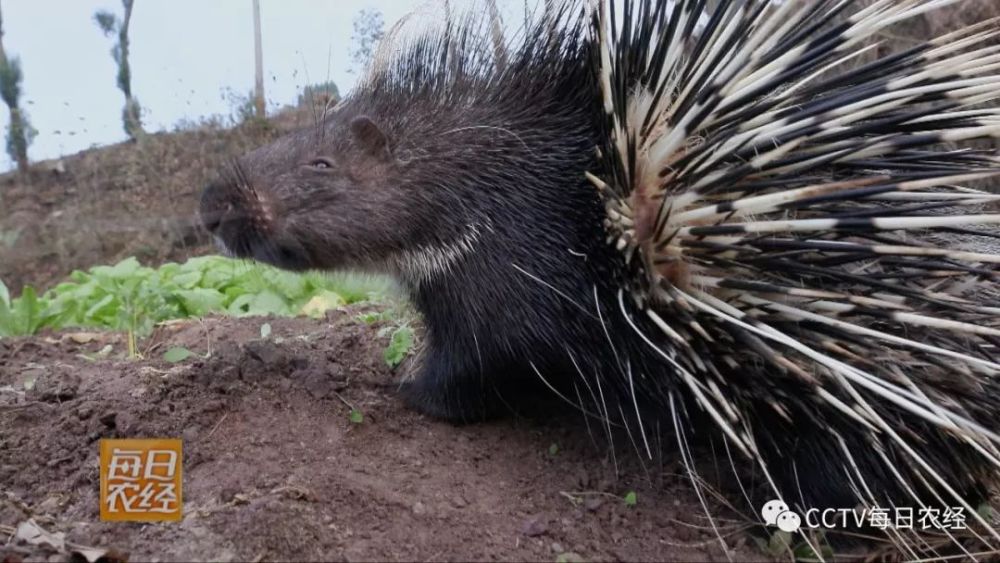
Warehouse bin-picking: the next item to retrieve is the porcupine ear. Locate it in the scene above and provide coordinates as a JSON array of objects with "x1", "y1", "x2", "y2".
[{"x1": 350, "y1": 116, "x2": 392, "y2": 161}]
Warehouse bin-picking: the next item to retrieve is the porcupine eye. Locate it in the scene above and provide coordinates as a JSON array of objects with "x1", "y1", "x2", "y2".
[{"x1": 309, "y1": 158, "x2": 334, "y2": 170}]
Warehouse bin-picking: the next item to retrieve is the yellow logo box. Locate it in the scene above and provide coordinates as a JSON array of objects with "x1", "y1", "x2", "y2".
[{"x1": 100, "y1": 439, "x2": 183, "y2": 522}]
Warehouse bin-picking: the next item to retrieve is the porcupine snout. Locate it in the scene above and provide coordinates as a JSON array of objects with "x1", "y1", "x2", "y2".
[
  {"x1": 199, "y1": 180, "x2": 233, "y2": 236},
  {"x1": 199, "y1": 169, "x2": 276, "y2": 260}
]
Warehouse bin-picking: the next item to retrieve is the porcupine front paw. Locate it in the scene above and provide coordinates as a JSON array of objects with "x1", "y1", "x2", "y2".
[
  {"x1": 399, "y1": 375, "x2": 503, "y2": 423},
  {"x1": 398, "y1": 344, "x2": 507, "y2": 423}
]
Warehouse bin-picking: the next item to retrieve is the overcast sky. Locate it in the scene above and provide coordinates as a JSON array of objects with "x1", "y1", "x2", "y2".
[{"x1": 0, "y1": 0, "x2": 442, "y2": 170}]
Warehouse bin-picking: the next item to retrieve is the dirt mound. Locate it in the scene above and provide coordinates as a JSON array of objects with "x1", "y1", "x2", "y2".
[{"x1": 0, "y1": 308, "x2": 761, "y2": 562}]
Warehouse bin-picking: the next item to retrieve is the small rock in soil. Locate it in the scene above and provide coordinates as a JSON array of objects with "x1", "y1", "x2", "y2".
[
  {"x1": 201, "y1": 399, "x2": 225, "y2": 412},
  {"x1": 243, "y1": 340, "x2": 287, "y2": 370},
  {"x1": 299, "y1": 368, "x2": 336, "y2": 400},
  {"x1": 182, "y1": 426, "x2": 200, "y2": 442},
  {"x1": 75, "y1": 403, "x2": 94, "y2": 420},
  {"x1": 521, "y1": 514, "x2": 549, "y2": 537},
  {"x1": 29, "y1": 369, "x2": 81, "y2": 402}
]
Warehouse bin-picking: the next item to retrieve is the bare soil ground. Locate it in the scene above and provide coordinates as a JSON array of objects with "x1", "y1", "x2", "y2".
[{"x1": 1, "y1": 309, "x2": 765, "y2": 562}]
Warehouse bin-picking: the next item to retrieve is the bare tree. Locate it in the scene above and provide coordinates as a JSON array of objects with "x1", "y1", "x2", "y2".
[
  {"x1": 349, "y1": 9, "x2": 385, "y2": 74},
  {"x1": 95, "y1": 0, "x2": 143, "y2": 140},
  {"x1": 252, "y1": 0, "x2": 265, "y2": 119},
  {"x1": 0, "y1": 1, "x2": 33, "y2": 173}
]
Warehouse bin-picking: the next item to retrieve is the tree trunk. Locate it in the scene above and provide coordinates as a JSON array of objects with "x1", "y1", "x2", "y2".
[
  {"x1": 0, "y1": 0, "x2": 29, "y2": 173},
  {"x1": 0, "y1": 2, "x2": 5, "y2": 63},
  {"x1": 9, "y1": 107, "x2": 27, "y2": 173},
  {"x1": 252, "y1": 0, "x2": 265, "y2": 119},
  {"x1": 120, "y1": 0, "x2": 143, "y2": 140}
]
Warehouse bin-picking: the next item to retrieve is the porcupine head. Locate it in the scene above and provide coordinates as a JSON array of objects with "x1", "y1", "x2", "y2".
[{"x1": 199, "y1": 4, "x2": 648, "y2": 424}]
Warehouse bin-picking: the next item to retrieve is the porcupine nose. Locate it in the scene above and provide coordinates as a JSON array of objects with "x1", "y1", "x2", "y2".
[{"x1": 199, "y1": 181, "x2": 232, "y2": 235}]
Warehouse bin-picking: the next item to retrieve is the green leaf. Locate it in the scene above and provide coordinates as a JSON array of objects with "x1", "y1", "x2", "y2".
[
  {"x1": 0, "y1": 302, "x2": 12, "y2": 338},
  {"x1": 356, "y1": 309, "x2": 393, "y2": 324},
  {"x1": 384, "y1": 326, "x2": 414, "y2": 367},
  {"x1": 322, "y1": 272, "x2": 390, "y2": 303},
  {"x1": 69, "y1": 270, "x2": 90, "y2": 283},
  {"x1": 356, "y1": 312, "x2": 380, "y2": 324},
  {"x1": 793, "y1": 537, "x2": 833, "y2": 561},
  {"x1": 264, "y1": 269, "x2": 309, "y2": 298},
  {"x1": 299, "y1": 289, "x2": 344, "y2": 318},
  {"x1": 767, "y1": 530, "x2": 793, "y2": 556},
  {"x1": 245, "y1": 290, "x2": 289, "y2": 316},
  {"x1": 260, "y1": 322, "x2": 272, "y2": 339},
  {"x1": 623, "y1": 491, "x2": 637, "y2": 507},
  {"x1": 201, "y1": 266, "x2": 236, "y2": 289},
  {"x1": 107, "y1": 256, "x2": 141, "y2": 278},
  {"x1": 548, "y1": 443, "x2": 559, "y2": 457},
  {"x1": 180, "y1": 255, "x2": 222, "y2": 271},
  {"x1": 226, "y1": 293, "x2": 254, "y2": 315},
  {"x1": 175, "y1": 288, "x2": 226, "y2": 316},
  {"x1": 156, "y1": 262, "x2": 181, "y2": 277},
  {"x1": 0, "y1": 280, "x2": 13, "y2": 337},
  {"x1": 349, "y1": 409, "x2": 364, "y2": 424},
  {"x1": 170, "y1": 270, "x2": 203, "y2": 289},
  {"x1": 119, "y1": 275, "x2": 141, "y2": 295},
  {"x1": 83, "y1": 294, "x2": 116, "y2": 323},
  {"x1": 977, "y1": 502, "x2": 994, "y2": 522},
  {"x1": 13, "y1": 286, "x2": 42, "y2": 335},
  {"x1": 163, "y1": 347, "x2": 193, "y2": 363}
]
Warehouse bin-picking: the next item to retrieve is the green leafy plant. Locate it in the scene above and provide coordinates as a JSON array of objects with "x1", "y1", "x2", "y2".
[
  {"x1": 0, "y1": 280, "x2": 44, "y2": 337},
  {"x1": 356, "y1": 309, "x2": 396, "y2": 325},
  {"x1": 623, "y1": 491, "x2": 637, "y2": 507},
  {"x1": 0, "y1": 256, "x2": 389, "y2": 350},
  {"x1": 383, "y1": 325, "x2": 414, "y2": 367},
  {"x1": 753, "y1": 529, "x2": 834, "y2": 562},
  {"x1": 349, "y1": 409, "x2": 364, "y2": 424}
]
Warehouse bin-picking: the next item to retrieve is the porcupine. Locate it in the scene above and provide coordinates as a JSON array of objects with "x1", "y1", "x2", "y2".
[{"x1": 200, "y1": 0, "x2": 1000, "y2": 550}]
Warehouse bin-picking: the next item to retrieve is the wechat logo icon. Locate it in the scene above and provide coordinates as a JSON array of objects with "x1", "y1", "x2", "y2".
[{"x1": 761, "y1": 499, "x2": 801, "y2": 533}]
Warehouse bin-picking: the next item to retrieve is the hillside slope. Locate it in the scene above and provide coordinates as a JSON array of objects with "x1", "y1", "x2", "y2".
[{"x1": 0, "y1": 109, "x2": 320, "y2": 294}]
